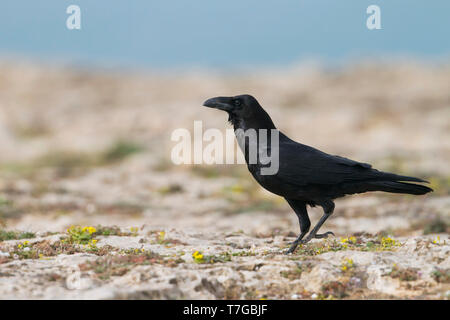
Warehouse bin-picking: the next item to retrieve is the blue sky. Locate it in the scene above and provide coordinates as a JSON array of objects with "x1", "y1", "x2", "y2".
[{"x1": 0, "y1": 1, "x2": 448, "y2": 69}]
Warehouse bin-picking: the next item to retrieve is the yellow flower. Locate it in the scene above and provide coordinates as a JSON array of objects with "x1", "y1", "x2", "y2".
[
  {"x1": 192, "y1": 251, "x2": 204, "y2": 261},
  {"x1": 230, "y1": 184, "x2": 245, "y2": 193},
  {"x1": 381, "y1": 237, "x2": 399, "y2": 248},
  {"x1": 341, "y1": 236, "x2": 356, "y2": 245},
  {"x1": 81, "y1": 226, "x2": 96, "y2": 234},
  {"x1": 432, "y1": 236, "x2": 441, "y2": 245},
  {"x1": 88, "y1": 227, "x2": 96, "y2": 234},
  {"x1": 23, "y1": 241, "x2": 30, "y2": 246},
  {"x1": 340, "y1": 258, "x2": 354, "y2": 272},
  {"x1": 158, "y1": 231, "x2": 166, "y2": 243},
  {"x1": 130, "y1": 227, "x2": 139, "y2": 234}
]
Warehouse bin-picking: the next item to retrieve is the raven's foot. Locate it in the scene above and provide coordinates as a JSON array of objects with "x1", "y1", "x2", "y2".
[
  {"x1": 286, "y1": 231, "x2": 335, "y2": 253},
  {"x1": 285, "y1": 241, "x2": 302, "y2": 254},
  {"x1": 285, "y1": 238, "x2": 308, "y2": 254},
  {"x1": 304, "y1": 230, "x2": 335, "y2": 242},
  {"x1": 314, "y1": 231, "x2": 335, "y2": 239},
  {"x1": 285, "y1": 231, "x2": 335, "y2": 254}
]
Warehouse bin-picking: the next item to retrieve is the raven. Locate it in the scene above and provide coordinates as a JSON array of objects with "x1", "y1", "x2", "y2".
[{"x1": 203, "y1": 94, "x2": 432, "y2": 254}]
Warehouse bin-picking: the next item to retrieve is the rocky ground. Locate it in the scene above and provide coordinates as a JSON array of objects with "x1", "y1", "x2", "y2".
[{"x1": 0, "y1": 61, "x2": 449, "y2": 299}]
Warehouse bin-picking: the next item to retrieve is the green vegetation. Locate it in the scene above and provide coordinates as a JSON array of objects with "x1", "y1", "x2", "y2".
[
  {"x1": 291, "y1": 236, "x2": 402, "y2": 256},
  {"x1": 389, "y1": 264, "x2": 419, "y2": 281},
  {"x1": 320, "y1": 281, "x2": 349, "y2": 299},
  {"x1": 0, "y1": 229, "x2": 35, "y2": 242},
  {"x1": 428, "y1": 176, "x2": 450, "y2": 195},
  {"x1": 340, "y1": 258, "x2": 355, "y2": 273},
  {"x1": 3, "y1": 239, "x2": 114, "y2": 262},
  {"x1": 220, "y1": 182, "x2": 287, "y2": 214},
  {"x1": 431, "y1": 268, "x2": 450, "y2": 283},
  {"x1": 64, "y1": 226, "x2": 97, "y2": 245},
  {"x1": 0, "y1": 139, "x2": 145, "y2": 178},
  {"x1": 157, "y1": 184, "x2": 184, "y2": 195},
  {"x1": 280, "y1": 263, "x2": 312, "y2": 280},
  {"x1": 423, "y1": 218, "x2": 449, "y2": 235},
  {"x1": 190, "y1": 165, "x2": 248, "y2": 179},
  {"x1": 0, "y1": 196, "x2": 21, "y2": 220},
  {"x1": 79, "y1": 251, "x2": 184, "y2": 280},
  {"x1": 98, "y1": 202, "x2": 145, "y2": 217},
  {"x1": 101, "y1": 140, "x2": 144, "y2": 163},
  {"x1": 93, "y1": 225, "x2": 137, "y2": 237},
  {"x1": 230, "y1": 250, "x2": 257, "y2": 257},
  {"x1": 192, "y1": 250, "x2": 232, "y2": 264}
]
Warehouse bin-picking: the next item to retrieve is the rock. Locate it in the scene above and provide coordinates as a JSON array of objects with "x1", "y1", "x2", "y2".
[
  {"x1": 300, "y1": 264, "x2": 341, "y2": 292},
  {"x1": 65, "y1": 271, "x2": 96, "y2": 290},
  {"x1": 366, "y1": 265, "x2": 400, "y2": 295}
]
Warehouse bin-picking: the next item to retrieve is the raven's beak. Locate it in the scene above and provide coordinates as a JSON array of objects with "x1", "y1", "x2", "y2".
[{"x1": 203, "y1": 96, "x2": 233, "y2": 111}]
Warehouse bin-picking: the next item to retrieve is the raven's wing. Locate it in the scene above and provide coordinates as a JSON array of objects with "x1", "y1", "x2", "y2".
[{"x1": 275, "y1": 138, "x2": 424, "y2": 187}]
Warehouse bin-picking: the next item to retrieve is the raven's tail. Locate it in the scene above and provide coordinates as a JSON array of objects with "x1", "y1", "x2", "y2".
[
  {"x1": 342, "y1": 171, "x2": 433, "y2": 196},
  {"x1": 367, "y1": 181, "x2": 433, "y2": 195}
]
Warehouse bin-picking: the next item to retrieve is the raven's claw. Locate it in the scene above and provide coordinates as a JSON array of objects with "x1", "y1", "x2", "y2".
[
  {"x1": 314, "y1": 231, "x2": 335, "y2": 239},
  {"x1": 285, "y1": 239, "x2": 307, "y2": 254},
  {"x1": 285, "y1": 231, "x2": 335, "y2": 254}
]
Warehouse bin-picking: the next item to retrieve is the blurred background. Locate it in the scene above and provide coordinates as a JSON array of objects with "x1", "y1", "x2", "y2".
[{"x1": 0, "y1": 0, "x2": 449, "y2": 237}]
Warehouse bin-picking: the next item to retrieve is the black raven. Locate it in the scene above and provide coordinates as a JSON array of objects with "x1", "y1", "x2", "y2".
[{"x1": 203, "y1": 94, "x2": 433, "y2": 254}]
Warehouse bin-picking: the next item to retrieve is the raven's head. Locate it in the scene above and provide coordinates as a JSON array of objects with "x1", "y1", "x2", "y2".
[
  {"x1": 203, "y1": 94, "x2": 276, "y2": 129},
  {"x1": 203, "y1": 94, "x2": 260, "y2": 120}
]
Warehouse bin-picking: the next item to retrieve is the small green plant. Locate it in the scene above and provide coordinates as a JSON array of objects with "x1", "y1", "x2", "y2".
[
  {"x1": 192, "y1": 251, "x2": 232, "y2": 264},
  {"x1": 340, "y1": 258, "x2": 355, "y2": 273},
  {"x1": 431, "y1": 236, "x2": 446, "y2": 246},
  {"x1": 93, "y1": 225, "x2": 136, "y2": 237},
  {"x1": 65, "y1": 226, "x2": 97, "y2": 244},
  {"x1": 80, "y1": 250, "x2": 183, "y2": 280},
  {"x1": 360, "y1": 236, "x2": 402, "y2": 252},
  {"x1": 192, "y1": 250, "x2": 204, "y2": 263},
  {"x1": 129, "y1": 227, "x2": 139, "y2": 236},
  {"x1": 340, "y1": 236, "x2": 357, "y2": 248},
  {"x1": 294, "y1": 239, "x2": 345, "y2": 256},
  {"x1": 101, "y1": 140, "x2": 144, "y2": 163},
  {"x1": 423, "y1": 219, "x2": 449, "y2": 235},
  {"x1": 280, "y1": 263, "x2": 312, "y2": 280},
  {"x1": 389, "y1": 264, "x2": 419, "y2": 281},
  {"x1": 0, "y1": 229, "x2": 35, "y2": 242},
  {"x1": 380, "y1": 237, "x2": 400, "y2": 249},
  {"x1": 157, "y1": 184, "x2": 183, "y2": 195},
  {"x1": 320, "y1": 281, "x2": 349, "y2": 299},
  {"x1": 231, "y1": 250, "x2": 257, "y2": 257},
  {"x1": 147, "y1": 230, "x2": 184, "y2": 246},
  {"x1": 431, "y1": 268, "x2": 450, "y2": 283},
  {"x1": 13, "y1": 241, "x2": 38, "y2": 259},
  {"x1": 157, "y1": 231, "x2": 166, "y2": 244},
  {"x1": 291, "y1": 236, "x2": 402, "y2": 256}
]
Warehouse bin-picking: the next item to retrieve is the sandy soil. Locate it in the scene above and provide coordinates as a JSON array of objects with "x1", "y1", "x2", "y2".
[{"x1": 0, "y1": 61, "x2": 449, "y2": 299}]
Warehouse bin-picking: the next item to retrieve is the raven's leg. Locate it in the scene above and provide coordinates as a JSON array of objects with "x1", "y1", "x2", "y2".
[
  {"x1": 285, "y1": 199, "x2": 310, "y2": 254},
  {"x1": 303, "y1": 200, "x2": 335, "y2": 243}
]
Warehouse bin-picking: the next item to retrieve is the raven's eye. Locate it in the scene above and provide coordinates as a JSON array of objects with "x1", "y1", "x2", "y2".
[{"x1": 233, "y1": 99, "x2": 242, "y2": 107}]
